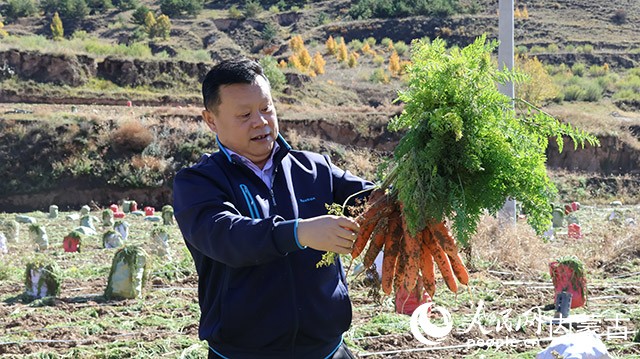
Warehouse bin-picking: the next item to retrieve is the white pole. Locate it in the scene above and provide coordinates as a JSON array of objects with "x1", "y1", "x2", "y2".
[
  {"x1": 497, "y1": 0, "x2": 517, "y2": 227},
  {"x1": 498, "y1": 0, "x2": 515, "y2": 99}
]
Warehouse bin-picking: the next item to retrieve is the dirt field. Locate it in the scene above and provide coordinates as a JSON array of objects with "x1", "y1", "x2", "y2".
[{"x1": 1, "y1": 204, "x2": 639, "y2": 358}]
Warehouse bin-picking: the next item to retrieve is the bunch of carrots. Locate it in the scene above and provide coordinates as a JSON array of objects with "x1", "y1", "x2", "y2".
[{"x1": 351, "y1": 190, "x2": 469, "y2": 297}]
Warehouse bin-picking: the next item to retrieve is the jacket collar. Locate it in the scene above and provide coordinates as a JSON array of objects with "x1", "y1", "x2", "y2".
[{"x1": 216, "y1": 133, "x2": 291, "y2": 166}]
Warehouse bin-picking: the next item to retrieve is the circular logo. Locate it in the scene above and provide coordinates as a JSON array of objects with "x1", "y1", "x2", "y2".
[{"x1": 410, "y1": 302, "x2": 453, "y2": 345}]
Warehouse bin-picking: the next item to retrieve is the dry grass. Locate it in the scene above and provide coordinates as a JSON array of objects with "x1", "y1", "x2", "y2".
[
  {"x1": 131, "y1": 155, "x2": 168, "y2": 172},
  {"x1": 470, "y1": 207, "x2": 640, "y2": 279},
  {"x1": 110, "y1": 120, "x2": 154, "y2": 154}
]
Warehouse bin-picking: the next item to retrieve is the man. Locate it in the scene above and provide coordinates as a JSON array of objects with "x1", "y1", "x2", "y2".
[{"x1": 173, "y1": 57, "x2": 373, "y2": 358}]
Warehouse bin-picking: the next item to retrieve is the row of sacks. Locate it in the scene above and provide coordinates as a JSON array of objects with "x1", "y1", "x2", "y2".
[
  {"x1": 0, "y1": 207, "x2": 175, "y2": 258},
  {"x1": 0, "y1": 220, "x2": 172, "y2": 260},
  {"x1": 24, "y1": 245, "x2": 151, "y2": 300}
]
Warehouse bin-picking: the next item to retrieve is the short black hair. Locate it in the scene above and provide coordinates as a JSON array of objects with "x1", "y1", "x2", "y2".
[{"x1": 202, "y1": 57, "x2": 267, "y2": 112}]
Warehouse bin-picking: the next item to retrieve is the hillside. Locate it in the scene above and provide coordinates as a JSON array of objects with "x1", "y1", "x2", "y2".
[{"x1": 0, "y1": 0, "x2": 640, "y2": 210}]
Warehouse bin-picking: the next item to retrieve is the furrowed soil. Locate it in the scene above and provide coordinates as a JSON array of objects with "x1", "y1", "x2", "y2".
[{"x1": 1, "y1": 205, "x2": 639, "y2": 358}]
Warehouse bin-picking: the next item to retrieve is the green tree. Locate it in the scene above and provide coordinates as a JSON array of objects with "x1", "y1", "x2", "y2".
[
  {"x1": 51, "y1": 11, "x2": 64, "y2": 40},
  {"x1": 261, "y1": 21, "x2": 278, "y2": 42},
  {"x1": 3, "y1": 0, "x2": 39, "y2": 21},
  {"x1": 112, "y1": 0, "x2": 138, "y2": 10},
  {"x1": 259, "y1": 56, "x2": 286, "y2": 91},
  {"x1": 243, "y1": 0, "x2": 262, "y2": 18},
  {"x1": 154, "y1": 14, "x2": 171, "y2": 39},
  {"x1": 132, "y1": 5, "x2": 151, "y2": 25},
  {"x1": 41, "y1": 0, "x2": 89, "y2": 27},
  {"x1": 159, "y1": 0, "x2": 203, "y2": 17},
  {"x1": 86, "y1": 0, "x2": 112, "y2": 12}
]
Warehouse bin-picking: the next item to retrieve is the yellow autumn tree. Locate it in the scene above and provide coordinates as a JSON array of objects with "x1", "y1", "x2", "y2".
[
  {"x1": 361, "y1": 42, "x2": 376, "y2": 56},
  {"x1": 337, "y1": 39, "x2": 348, "y2": 62},
  {"x1": 326, "y1": 35, "x2": 337, "y2": 55},
  {"x1": 515, "y1": 55, "x2": 559, "y2": 106},
  {"x1": 299, "y1": 48, "x2": 312, "y2": 69},
  {"x1": 312, "y1": 52, "x2": 326, "y2": 75},
  {"x1": 51, "y1": 12, "x2": 64, "y2": 41},
  {"x1": 154, "y1": 14, "x2": 171, "y2": 39},
  {"x1": 278, "y1": 59, "x2": 287, "y2": 68},
  {"x1": 288, "y1": 54, "x2": 303, "y2": 72},
  {"x1": 289, "y1": 35, "x2": 304, "y2": 53},
  {"x1": 521, "y1": 5, "x2": 529, "y2": 18},
  {"x1": 144, "y1": 11, "x2": 157, "y2": 37},
  {"x1": 347, "y1": 52, "x2": 358, "y2": 68},
  {"x1": 389, "y1": 51, "x2": 401, "y2": 76},
  {"x1": 514, "y1": 7, "x2": 522, "y2": 18},
  {"x1": 0, "y1": 21, "x2": 8, "y2": 38}
]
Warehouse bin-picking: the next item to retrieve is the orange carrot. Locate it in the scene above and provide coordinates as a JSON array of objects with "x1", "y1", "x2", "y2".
[
  {"x1": 419, "y1": 231, "x2": 436, "y2": 298},
  {"x1": 362, "y1": 218, "x2": 389, "y2": 268},
  {"x1": 381, "y1": 235, "x2": 399, "y2": 295},
  {"x1": 400, "y1": 216, "x2": 421, "y2": 292},
  {"x1": 393, "y1": 237, "x2": 409, "y2": 292},
  {"x1": 424, "y1": 228, "x2": 458, "y2": 293},
  {"x1": 430, "y1": 221, "x2": 458, "y2": 256},
  {"x1": 447, "y1": 252, "x2": 470, "y2": 286}
]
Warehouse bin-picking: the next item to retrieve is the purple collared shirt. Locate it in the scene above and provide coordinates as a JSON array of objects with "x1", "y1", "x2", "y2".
[{"x1": 223, "y1": 142, "x2": 280, "y2": 189}]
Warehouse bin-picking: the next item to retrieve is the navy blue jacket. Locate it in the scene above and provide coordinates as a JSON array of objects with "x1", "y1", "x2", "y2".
[{"x1": 173, "y1": 135, "x2": 372, "y2": 358}]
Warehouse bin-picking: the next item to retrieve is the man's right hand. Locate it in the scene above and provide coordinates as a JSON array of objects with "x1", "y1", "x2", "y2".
[{"x1": 297, "y1": 215, "x2": 360, "y2": 254}]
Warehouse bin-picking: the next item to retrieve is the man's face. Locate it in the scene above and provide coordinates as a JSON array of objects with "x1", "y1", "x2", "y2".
[{"x1": 202, "y1": 75, "x2": 279, "y2": 168}]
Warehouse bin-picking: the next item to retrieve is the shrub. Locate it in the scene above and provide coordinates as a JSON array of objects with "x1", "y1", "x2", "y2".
[
  {"x1": 394, "y1": 41, "x2": 408, "y2": 56},
  {"x1": 3, "y1": 0, "x2": 39, "y2": 21},
  {"x1": 583, "y1": 82, "x2": 603, "y2": 102},
  {"x1": 159, "y1": 0, "x2": 202, "y2": 17},
  {"x1": 515, "y1": 45, "x2": 528, "y2": 55},
  {"x1": 132, "y1": 5, "x2": 151, "y2": 25},
  {"x1": 228, "y1": 5, "x2": 242, "y2": 19},
  {"x1": 370, "y1": 68, "x2": 389, "y2": 84},
  {"x1": 588, "y1": 64, "x2": 608, "y2": 77},
  {"x1": 261, "y1": 21, "x2": 278, "y2": 42},
  {"x1": 380, "y1": 37, "x2": 392, "y2": 48},
  {"x1": 86, "y1": 0, "x2": 112, "y2": 11},
  {"x1": 112, "y1": 0, "x2": 138, "y2": 10},
  {"x1": 373, "y1": 55, "x2": 385, "y2": 65},
  {"x1": 547, "y1": 43, "x2": 559, "y2": 53},
  {"x1": 349, "y1": 0, "x2": 461, "y2": 19},
  {"x1": 259, "y1": 56, "x2": 286, "y2": 91},
  {"x1": 571, "y1": 63, "x2": 586, "y2": 77},
  {"x1": 529, "y1": 45, "x2": 545, "y2": 54},
  {"x1": 41, "y1": 0, "x2": 89, "y2": 25},
  {"x1": 243, "y1": 0, "x2": 262, "y2": 18},
  {"x1": 516, "y1": 56, "x2": 560, "y2": 106},
  {"x1": 564, "y1": 44, "x2": 575, "y2": 52},
  {"x1": 348, "y1": 39, "x2": 364, "y2": 52},
  {"x1": 563, "y1": 84, "x2": 586, "y2": 101},
  {"x1": 110, "y1": 121, "x2": 154, "y2": 154},
  {"x1": 611, "y1": 9, "x2": 627, "y2": 24}
]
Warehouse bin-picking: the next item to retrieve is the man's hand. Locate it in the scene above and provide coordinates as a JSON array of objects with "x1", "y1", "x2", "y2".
[{"x1": 297, "y1": 215, "x2": 359, "y2": 254}]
